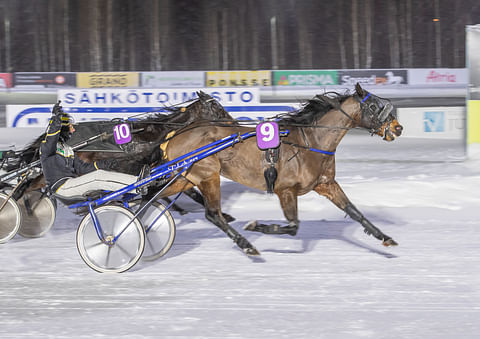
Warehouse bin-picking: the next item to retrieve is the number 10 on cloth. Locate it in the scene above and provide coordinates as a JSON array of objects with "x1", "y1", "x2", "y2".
[{"x1": 113, "y1": 123, "x2": 132, "y2": 144}]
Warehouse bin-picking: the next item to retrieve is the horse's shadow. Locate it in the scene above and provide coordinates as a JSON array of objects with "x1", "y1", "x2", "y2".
[
  {"x1": 140, "y1": 213, "x2": 398, "y2": 273},
  {"x1": 11, "y1": 203, "x2": 397, "y2": 273},
  {"x1": 217, "y1": 181, "x2": 398, "y2": 258},
  {"x1": 233, "y1": 218, "x2": 398, "y2": 259}
]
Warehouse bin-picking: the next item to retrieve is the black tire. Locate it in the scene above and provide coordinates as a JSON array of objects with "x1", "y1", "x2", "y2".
[
  {"x1": 130, "y1": 201, "x2": 176, "y2": 261},
  {"x1": 17, "y1": 191, "x2": 56, "y2": 238},
  {"x1": 0, "y1": 192, "x2": 22, "y2": 244}
]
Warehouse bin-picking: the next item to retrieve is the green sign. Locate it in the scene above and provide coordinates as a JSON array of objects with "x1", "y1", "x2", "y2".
[{"x1": 273, "y1": 70, "x2": 338, "y2": 86}]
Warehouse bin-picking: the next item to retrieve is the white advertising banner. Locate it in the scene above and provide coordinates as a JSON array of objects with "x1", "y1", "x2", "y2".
[
  {"x1": 7, "y1": 103, "x2": 299, "y2": 128},
  {"x1": 57, "y1": 88, "x2": 260, "y2": 107},
  {"x1": 140, "y1": 71, "x2": 204, "y2": 88},
  {"x1": 6, "y1": 105, "x2": 145, "y2": 128},
  {"x1": 397, "y1": 106, "x2": 465, "y2": 139},
  {"x1": 407, "y1": 68, "x2": 467, "y2": 85},
  {"x1": 224, "y1": 103, "x2": 299, "y2": 121}
]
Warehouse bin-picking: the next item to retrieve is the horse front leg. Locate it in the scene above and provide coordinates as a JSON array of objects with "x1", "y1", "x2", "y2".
[
  {"x1": 314, "y1": 181, "x2": 398, "y2": 246},
  {"x1": 244, "y1": 188, "x2": 299, "y2": 236},
  {"x1": 197, "y1": 175, "x2": 260, "y2": 256}
]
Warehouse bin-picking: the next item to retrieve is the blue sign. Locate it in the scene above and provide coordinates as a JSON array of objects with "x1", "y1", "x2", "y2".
[
  {"x1": 424, "y1": 111, "x2": 445, "y2": 132},
  {"x1": 57, "y1": 88, "x2": 261, "y2": 106}
]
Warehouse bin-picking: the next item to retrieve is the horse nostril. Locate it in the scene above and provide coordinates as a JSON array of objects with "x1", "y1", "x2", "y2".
[{"x1": 394, "y1": 125, "x2": 403, "y2": 136}]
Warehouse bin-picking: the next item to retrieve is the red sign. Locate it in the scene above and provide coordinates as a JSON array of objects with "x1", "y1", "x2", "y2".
[{"x1": 0, "y1": 73, "x2": 12, "y2": 88}]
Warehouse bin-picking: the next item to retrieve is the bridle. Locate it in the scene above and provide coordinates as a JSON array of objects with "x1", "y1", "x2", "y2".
[{"x1": 333, "y1": 92, "x2": 395, "y2": 136}]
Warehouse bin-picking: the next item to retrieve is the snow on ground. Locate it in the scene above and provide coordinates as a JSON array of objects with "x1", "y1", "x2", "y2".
[{"x1": 1, "y1": 131, "x2": 479, "y2": 338}]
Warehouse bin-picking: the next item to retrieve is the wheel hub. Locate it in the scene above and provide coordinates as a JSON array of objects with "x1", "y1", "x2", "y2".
[{"x1": 105, "y1": 234, "x2": 115, "y2": 245}]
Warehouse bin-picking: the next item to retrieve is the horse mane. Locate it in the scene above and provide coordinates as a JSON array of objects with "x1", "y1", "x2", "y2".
[
  {"x1": 19, "y1": 134, "x2": 44, "y2": 160},
  {"x1": 137, "y1": 107, "x2": 189, "y2": 124},
  {"x1": 134, "y1": 94, "x2": 231, "y2": 125},
  {"x1": 278, "y1": 91, "x2": 352, "y2": 126}
]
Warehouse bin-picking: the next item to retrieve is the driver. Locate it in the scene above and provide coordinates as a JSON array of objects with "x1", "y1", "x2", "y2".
[{"x1": 40, "y1": 102, "x2": 148, "y2": 199}]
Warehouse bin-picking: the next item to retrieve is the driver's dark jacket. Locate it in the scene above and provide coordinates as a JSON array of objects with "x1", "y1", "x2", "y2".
[{"x1": 40, "y1": 116, "x2": 100, "y2": 192}]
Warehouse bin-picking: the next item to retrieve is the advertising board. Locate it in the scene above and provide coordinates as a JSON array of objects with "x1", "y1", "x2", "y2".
[
  {"x1": 57, "y1": 88, "x2": 261, "y2": 106},
  {"x1": 467, "y1": 25, "x2": 480, "y2": 145},
  {"x1": 6, "y1": 102, "x2": 299, "y2": 128},
  {"x1": 76, "y1": 72, "x2": 139, "y2": 88},
  {"x1": 338, "y1": 69, "x2": 408, "y2": 86},
  {"x1": 224, "y1": 103, "x2": 299, "y2": 121},
  {"x1": 206, "y1": 71, "x2": 271, "y2": 87},
  {"x1": 6, "y1": 105, "x2": 153, "y2": 128},
  {"x1": 0, "y1": 73, "x2": 12, "y2": 88},
  {"x1": 397, "y1": 107, "x2": 464, "y2": 139},
  {"x1": 273, "y1": 70, "x2": 338, "y2": 86},
  {"x1": 140, "y1": 71, "x2": 204, "y2": 87},
  {"x1": 408, "y1": 68, "x2": 467, "y2": 85},
  {"x1": 13, "y1": 72, "x2": 76, "y2": 88}
]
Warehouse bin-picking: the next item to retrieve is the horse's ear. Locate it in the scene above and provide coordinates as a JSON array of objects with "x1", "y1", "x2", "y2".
[
  {"x1": 355, "y1": 83, "x2": 365, "y2": 97},
  {"x1": 197, "y1": 91, "x2": 208, "y2": 101}
]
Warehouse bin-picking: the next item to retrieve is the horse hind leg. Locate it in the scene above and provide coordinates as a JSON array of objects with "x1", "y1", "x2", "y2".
[
  {"x1": 184, "y1": 187, "x2": 235, "y2": 222},
  {"x1": 244, "y1": 220, "x2": 298, "y2": 236},
  {"x1": 196, "y1": 176, "x2": 260, "y2": 256},
  {"x1": 161, "y1": 196, "x2": 188, "y2": 215},
  {"x1": 244, "y1": 188, "x2": 299, "y2": 236}
]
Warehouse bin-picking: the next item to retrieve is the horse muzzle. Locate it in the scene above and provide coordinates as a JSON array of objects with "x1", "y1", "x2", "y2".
[{"x1": 378, "y1": 119, "x2": 403, "y2": 141}]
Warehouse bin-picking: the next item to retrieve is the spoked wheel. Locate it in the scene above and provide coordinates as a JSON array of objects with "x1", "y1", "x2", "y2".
[
  {"x1": 17, "y1": 191, "x2": 56, "y2": 238},
  {"x1": 130, "y1": 200, "x2": 176, "y2": 261},
  {"x1": 76, "y1": 205, "x2": 145, "y2": 273},
  {"x1": 0, "y1": 192, "x2": 22, "y2": 244}
]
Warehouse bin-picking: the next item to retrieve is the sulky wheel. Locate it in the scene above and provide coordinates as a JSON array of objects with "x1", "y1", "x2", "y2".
[
  {"x1": 17, "y1": 191, "x2": 56, "y2": 238},
  {"x1": 131, "y1": 201, "x2": 176, "y2": 261},
  {"x1": 76, "y1": 205, "x2": 145, "y2": 273},
  {"x1": 0, "y1": 192, "x2": 22, "y2": 244}
]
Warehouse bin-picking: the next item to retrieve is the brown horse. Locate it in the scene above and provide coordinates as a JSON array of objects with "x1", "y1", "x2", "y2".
[{"x1": 159, "y1": 83, "x2": 403, "y2": 255}]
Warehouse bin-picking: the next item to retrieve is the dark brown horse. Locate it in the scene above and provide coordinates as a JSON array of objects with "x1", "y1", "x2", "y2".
[
  {"x1": 17, "y1": 91, "x2": 232, "y2": 176},
  {"x1": 159, "y1": 83, "x2": 403, "y2": 255},
  {"x1": 7, "y1": 92, "x2": 234, "y2": 215}
]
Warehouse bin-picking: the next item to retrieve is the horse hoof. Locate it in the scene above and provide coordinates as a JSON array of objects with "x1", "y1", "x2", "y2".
[
  {"x1": 382, "y1": 238, "x2": 398, "y2": 247},
  {"x1": 243, "y1": 220, "x2": 258, "y2": 231},
  {"x1": 222, "y1": 213, "x2": 235, "y2": 222},
  {"x1": 244, "y1": 247, "x2": 261, "y2": 256},
  {"x1": 286, "y1": 228, "x2": 298, "y2": 236}
]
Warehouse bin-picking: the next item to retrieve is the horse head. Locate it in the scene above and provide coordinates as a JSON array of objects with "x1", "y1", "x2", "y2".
[
  {"x1": 196, "y1": 91, "x2": 234, "y2": 121},
  {"x1": 354, "y1": 83, "x2": 403, "y2": 141}
]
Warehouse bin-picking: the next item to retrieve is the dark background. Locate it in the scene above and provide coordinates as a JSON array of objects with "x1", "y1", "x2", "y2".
[{"x1": 0, "y1": 0, "x2": 479, "y2": 72}]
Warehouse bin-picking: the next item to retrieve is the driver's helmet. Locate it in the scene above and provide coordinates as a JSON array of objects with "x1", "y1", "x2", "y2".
[
  {"x1": 60, "y1": 112, "x2": 74, "y2": 126},
  {"x1": 59, "y1": 112, "x2": 74, "y2": 142}
]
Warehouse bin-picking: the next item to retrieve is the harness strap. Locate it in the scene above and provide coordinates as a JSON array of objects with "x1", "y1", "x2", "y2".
[
  {"x1": 361, "y1": 93, "x2": 371, "y2": 103},
  {"x1": 281, "y1": 140, "x2": 335, "y2": 155},
  {"x1": 308, "y1": 148, "x2": 335, "y2": 155},
  {"x1": 160, "y1": 130, "x2": 176, "y2": 159}
]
